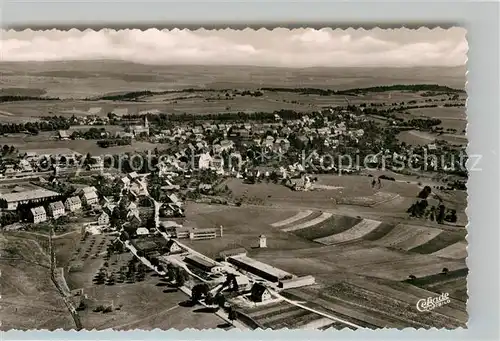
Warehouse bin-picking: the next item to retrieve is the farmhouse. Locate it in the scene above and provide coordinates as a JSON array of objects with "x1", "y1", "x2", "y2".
[
  {"x1": 48, "y1": 201, "x2": 66, "y2": 219},
  {"x1": 136, "y1": 227, "x2": 149, "y2": 236},
  {"x1": 234, "y1": 276, "x2": 251, "y2": 291},
  {"x1": 184, "y1": 255, "x2": 224, "y2": 273},
  {"x1": 18, "y1": 159, "x2": 33, "y2": 172},
  {"x1": 131, "y1": 117, "x2": 150, "y2": 136},
  {"x1": 0, "y1": 189, "x2": 61, "y2": 211},
  {"x1": 97, "y1": 212, "x2": 109, "y2": 226},
  {"x1": 65, "y1": 196, "x2": 82, "y2": 212},
  {"x1": 194, "y1": 152, "x2": 212, "y2": 170},
  {"x1": 227, "y1": 256, "x2": 292, "y2": 283},
  {"x1": 165, "y1": 239, "x2": 183, "y2": 254},
  {"x1": 58, "y1": 130, "x2": 70, "y2": 140},
  {"x1": 79, "y1": 187, "x2": 99, "y2": 206},
  {"x1": 30, "y1": 206, "x2": 47, "y2": 224},
  {"x1": 103, "y1": 202, "x2": 116, "y2": 215},
  {"x1": 250, "y1": 283, "x2": 273, "y2": 303}
]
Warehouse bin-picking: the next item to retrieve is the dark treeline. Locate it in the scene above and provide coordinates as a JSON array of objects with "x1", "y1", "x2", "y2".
[
  {"x1": 0, "y1": 95, "x2": 61, "y2": 103},
  {"x1": 97, "y1": 138, "x2": 132, "y2": 148},
  {"x1": 124, "y1": 109, "x2": 305, "y2": 125},
  {"x1": 261, "y1": 84, "x2": 465, "y2": 96},
  {"x1": 93, "y1": 88, "x2": 230, "y2": 101},
  {"x1": 0, "y1": 116, "x2": 71, "y2": 134}
]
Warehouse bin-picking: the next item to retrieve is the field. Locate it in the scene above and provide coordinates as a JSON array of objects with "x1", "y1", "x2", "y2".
[
  {"x1": 0, "y1": 134, "x2": 158, "y2": 156},
  {"x1": 181, "y1": 193, "x2": 467, "y2": 329},
  {"x1": 0, "y1": 62, "x2": 467, "y2": 98},
  {"x1": 181, "y1": 203, "x2": 319, "y2": 259},
  {"x1": 77, "y1": 274, "x2": 227, "y2": 330},
  {"x1": 239, "y1": 301, "x2": 346, "y2": 330},
  {"x1": 282, "y1": 276, "x2": 467, "y2": 329},
  {"x1": 407, "y1": 106, "x2": 466, "y2": 120},
  {"x1": 397, "y1": 129, "x2": 467, "y2": 147},
  {"x1": 0, "y1": 233, "x2": 75, "y2": 330}
]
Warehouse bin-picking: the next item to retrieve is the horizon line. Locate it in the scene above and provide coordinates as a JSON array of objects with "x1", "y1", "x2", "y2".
[{"x1": 0, "y1": 60, "x2": 466, "y2": 69}]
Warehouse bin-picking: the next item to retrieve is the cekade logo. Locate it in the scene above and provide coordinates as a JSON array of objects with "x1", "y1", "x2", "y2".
[{"x1": 416, "y1": 292, "x2": 451, "y2": 312}]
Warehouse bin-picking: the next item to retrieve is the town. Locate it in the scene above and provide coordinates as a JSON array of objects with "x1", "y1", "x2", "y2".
[{"x1": 1, "y1": 83, "x2": 468, "y2": 330}]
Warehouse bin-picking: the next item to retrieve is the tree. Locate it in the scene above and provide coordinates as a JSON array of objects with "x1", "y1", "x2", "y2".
[
  {"x1": 167, "y1": 265, "x2": 177, "y2": 282},
  {"x1": 77, "y1": 299, "x2": 87, "y2": 311},
  {"x1": 215, "y1": 293, "x2": 226, "y2": 308},
  {"x1": 417, "y1": 186, "x2": 432, "y2": 199},
  {"x1": 106, "y1": 273, "x2": 116, "y2": 285},
  {"x1": 436, "y1": 204, "x2": 446, "y2": 224},
  {"x1": 205, "y1": 292, "x2": 215, "y2": 306},
  {"x1": 176, "y1": 272, "x2": 186, "y2": 287},
  {"x1": 192, "y1": 283, "x2": 210, "y2": 302},
  {"x1": 228, "y1": 308, "x2": 238, "y2": 325}
]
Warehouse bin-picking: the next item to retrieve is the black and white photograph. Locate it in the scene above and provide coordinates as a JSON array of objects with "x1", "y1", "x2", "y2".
[{"x1": 0, "y1": 27, "x2": 468, "y2": 331}]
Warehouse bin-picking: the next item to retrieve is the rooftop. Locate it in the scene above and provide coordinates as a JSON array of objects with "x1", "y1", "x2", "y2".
[
  {"x1": 49, "y1": 201, "x2": 65, "y2": 210},
  {"x1": 30, "y1": 206, "x2": 46, "y2": 215},
  {"x1": 185, "y1": 254, "x2": 218, "y2": 269},
  {"x1": 228, "y1": 255, "x2": 291, "y2": 279},
  {"x1": 1, "y1": 189, "x2": 61, "y2": 203}
]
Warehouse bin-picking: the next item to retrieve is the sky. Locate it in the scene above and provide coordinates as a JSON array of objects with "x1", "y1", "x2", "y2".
[{"x1": 0, "y1": 28, "x2": 468, "y2": 68}]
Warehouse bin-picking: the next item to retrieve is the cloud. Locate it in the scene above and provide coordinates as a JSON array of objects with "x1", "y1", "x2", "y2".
[{"x1": 0, "y1": 28, "x2": 468, "y2": 67}]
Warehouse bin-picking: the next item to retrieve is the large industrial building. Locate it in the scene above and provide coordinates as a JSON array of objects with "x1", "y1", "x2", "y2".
[
  {"x1": 174, "y1": 226, "x2": 221, "y2": 240},
  {"x1": 227, "y1": 255, "x2": 292, "y2": 283},
  {"x1": 0, "y1": 188, "x2": 61, "y2": 210},
  {"x1": 184, "y1": 255, "x2": 224, "y2": 273}
]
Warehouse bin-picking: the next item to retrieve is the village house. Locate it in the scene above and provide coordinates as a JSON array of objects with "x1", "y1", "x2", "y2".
[
  {"x1": 65, "y1": 196, "x2": 82, "y2": 212},
  {"x1": 127, "y1": 210, "x2": 142, "y2": 225},
  {"x1": 250, "y1": 283, "x2": 272, "y2": 302},
  {"x1": 115, "y1": 131, "x2": 134, "y2": 139},
  {"x1": 194, "y1": 152, "x2": 212, "y2": 170},
  {"x1": 263, "y1": 136, "x2": 275, "y2": 149},
  {"x1": 198, "y1": 183, "x2": 213, "y2": 195},
  {"x1": 103, "y1": 202, "x2": 116, "y2": 216},
  {"x1": 234, "y1": 276, "x2": 251, "y2": 292},
  {"x1": 48, "y1": 201, "x2": 66, "y2": 219},
  {"x1": 220, "y1": 139, "x2": 234, "y2": 151},
  {"x1": 58, "y1": 130, "x2": 71, "y2": 140},
  {"x1": 165, "y1": 239, "x2": 183, "y2": 254},
  {"x1": 97, "y1": 212, "x2": 109, "y2": 226},
  {"x1": 274, "y1": 138, "x2": 290, "y2": 152},
  {"x1": 81, "y1": 190, "x2": 99, "y2": 207},
  {"x1": 87, "y1": 156, "x2": 104, "y2": 171},
  {"x1": 30, "y1": 206, "x2": 47, "y2": 224},
  {"x1": 136, "y1": 227, "x2": 149, "y2": 236},
  {"x1": 166, "y1": 194, "x2": 182, "y2": 208},
  {"x1": 210, "y1": 157, "x2": 224, "y2": 173},
  {"x1": 18, "y1": 159, "x2": 34, "y2": 173}
]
